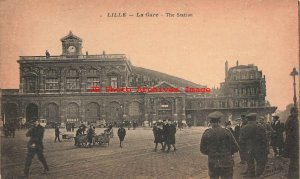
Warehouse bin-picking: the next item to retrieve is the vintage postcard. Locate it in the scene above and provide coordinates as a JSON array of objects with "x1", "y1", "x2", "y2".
[{"x1": 0, "y1": 0, "x2": 298, "y2": 178}]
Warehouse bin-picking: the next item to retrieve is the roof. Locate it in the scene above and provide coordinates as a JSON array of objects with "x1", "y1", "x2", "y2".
[{"x1": 132, "y1": 66, "x2": 204, "y2": 89}]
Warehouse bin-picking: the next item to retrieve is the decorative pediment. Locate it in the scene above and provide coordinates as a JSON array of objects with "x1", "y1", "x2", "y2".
[
  {"x1": 154, "y1": 81, "x2": 177, "y2": 88},
  {"x1": 60, "y1": 31, "x2": 82, "y2": 42},
  {"x1": 107, "y1": 67, "x2": 121, "y2": 75}
]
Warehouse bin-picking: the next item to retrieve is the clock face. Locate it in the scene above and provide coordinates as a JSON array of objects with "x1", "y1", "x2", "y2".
[{"x1": 68, "y1": 46, "x2": 76, "y2": 53}]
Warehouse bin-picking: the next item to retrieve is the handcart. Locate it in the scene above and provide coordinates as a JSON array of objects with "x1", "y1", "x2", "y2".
[
  {"x1": 74, "y1": 134, "x2": 88, "y2": 147},
  {"x1": 94, "y1": 132, "x2": 110, "y2": 146}
]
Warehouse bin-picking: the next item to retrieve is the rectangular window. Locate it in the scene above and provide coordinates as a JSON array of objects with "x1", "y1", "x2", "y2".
[
  {"x1": 234, "y1": 89, "x2": 238, "y2": 95},
  {"x1": 235, "y1": 101, "x2": 239, "y2": 107},
  {"x1": 66, "y1": 78, "x2": 79, "y2": 90},
  {"x1": 242, "y1": 88, "x2": 247, "y2": 95},
  {"x1": 89, "y1": 69, "x2": 98, "y2": 76},
  {"x1": 111, "y1": 77, "x2": 118, "y2": 88},
  {"x1": 45, "y1": 78, "x2": 59, "y2": 90},
  {"x1": 250, "y1": 88, "x2": 255, "y2": 95},
  {"x1": 87, "y1": 77, "x2": 100, "y2": 89}
]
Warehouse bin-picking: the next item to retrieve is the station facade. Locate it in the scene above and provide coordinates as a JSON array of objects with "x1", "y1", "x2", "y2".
[{"x1": 1, "y1": 32, "x2": 276, "y2": 126}]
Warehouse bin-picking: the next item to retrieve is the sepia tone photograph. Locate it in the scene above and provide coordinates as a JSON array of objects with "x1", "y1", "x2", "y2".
[{"x1": 0, "y1": 0, "x2": 299, "y2": 178}]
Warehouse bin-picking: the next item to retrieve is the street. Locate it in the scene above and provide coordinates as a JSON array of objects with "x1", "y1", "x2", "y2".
[{"x1": 1, "y1": 127, "x2": 288, "y2": 179}]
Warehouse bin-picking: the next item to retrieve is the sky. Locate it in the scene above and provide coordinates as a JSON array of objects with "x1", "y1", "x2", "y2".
[{"x1": 0, "y1": 0, "x2": 298, "y2": 110}]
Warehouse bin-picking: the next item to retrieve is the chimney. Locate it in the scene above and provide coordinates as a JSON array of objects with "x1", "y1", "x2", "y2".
[{"x1": 225, "y1": 60, "x2": 228, "y2": 79}]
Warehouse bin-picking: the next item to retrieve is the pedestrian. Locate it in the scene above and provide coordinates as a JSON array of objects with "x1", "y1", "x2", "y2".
[
  {"x1": 257, "y1": 116, "x2": 273, "y2": 154},
  {"x1": 270, "y1": 115, "x2": 284, "y2": 157},
  {"x1": 9, "y1": 122, "x2": 16, "y2": 138},
  {"x1": 82, "y1": 124, "x2": 86, "y2": 134},
  {"x1": 236, "y1": 114, "x2": 248, "y2": 164},
  {"x1": 24, "y1": 119, "x2": 49, "y2": 177},
  {"x1": 71, "y1": 123, "x2": 75, "y2": 132},
  {"x1": 127, "y1": 120, "x2": 131, "y2": 130},
  {"x1": 161, "y1": 120, "x2": 168, "y2": 151},
  {"x1": 133, "y1": 121, "x2": 137, "y2": 130},
  {"x1": 165, "y1": 121, "x2": 177, "y2": 152},
  {"x1": 152, "y1": 123, "x2": 163, "y2": 151},
  {"x1": 283, "y1": 107, "x2": 299, "y2": 179},
  {"x1": 87, "y1": 125, "x2": 95, "y2": 147},
  {"x1": 239, "y1": 113, "x2": 268, "y2": 178},
  {"x1": 225, "y1": 121, "x2": 234, "y2": 134},
  {"x1": 118, "y1": 124, "x2": 126, "y2": 148},
  {"x1": 54, "y1": 125, "x2": 61, "y2": 142},
  {"x1": 200, "y1": 111, "x2": 239, "y2": 179},
  {"x1": 75, "y1": 126, "x2": 83, "y2": 146},
  {"x1": 66, "y1": 122, "x2": 69, "y2": 132}
]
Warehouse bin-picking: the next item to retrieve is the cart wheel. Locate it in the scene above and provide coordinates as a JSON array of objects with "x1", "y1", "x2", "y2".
[{"x1": 82, "y1": 142, "x2": 87, "y2": 148}]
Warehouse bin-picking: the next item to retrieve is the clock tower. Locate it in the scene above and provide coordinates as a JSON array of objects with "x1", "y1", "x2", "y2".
[{"x1": 61, "y1": 31, "x2": 83, "y2": 57}]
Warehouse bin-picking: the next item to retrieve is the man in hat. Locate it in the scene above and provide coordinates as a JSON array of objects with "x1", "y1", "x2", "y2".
[
  {"x1": 239, "y1": 113, "x2": 268, "y2": 178},
  {"x1": 24, "y1": 119, "x2": 49, "y2": 177},
  {"x1": 234, "y1": 114, "x2": 247, "y2": 164},
  {"x1": 270, "y1": 115, "x2": 284, "y2": 157},
  {"x1": 117, "y1": 123, "x2": 126, "y2": 148},
  {"x1": 257, "y1": 116, "x2": 273, "y2": 154},
  {"x1": 283, "y1": 107, "x2": 299, "y2": 179},
  {"x1": 200, "y1": 111, "x2": 239, "y2": 179}
]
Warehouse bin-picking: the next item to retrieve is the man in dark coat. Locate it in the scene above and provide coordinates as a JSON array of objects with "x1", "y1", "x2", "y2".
[
  {"x1": 270, "y1": 115, "x2": 284, "y2": 157},
  {"x1": 235, "y1": 114, "x2": 248, "y2": 164},
  {"x1": 161, "y1": 120, "x2": 168, "y2": 151},
  {"x1": 152, "y1": 123, "x2": 163, "y2": 151},
  {"x1": 200, "y1": 111, "x2": 239, "y2": 179},
  {"x1": 54, "y1": 125, "x2": 61, "y2": 142},
  {"x1": 24, "y1": 119, "x2": 49, "y2": 177},
  {"x1": 165, "y1": 122, "x2": 177, "y2": 152},
  {"x1": 74, "y1": 126, "x2": 83, "y2": 146},
  {"x1": 239, "y1": 113, "x2": 268, "y2": 178},
  {"x1": 118, "y1": 124, "x2": 126, "y2": 148},
  {"x1": 87, "y1": 125, "x2": 95, "y2": 147},
  {"x1": 283, "y1": 107, "x2": 299, "y2": 179}
]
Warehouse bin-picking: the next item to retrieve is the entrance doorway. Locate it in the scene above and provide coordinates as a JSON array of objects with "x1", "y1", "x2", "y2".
[{"x1": 26, "y1": 103, "x2": 38, "y2": 122}]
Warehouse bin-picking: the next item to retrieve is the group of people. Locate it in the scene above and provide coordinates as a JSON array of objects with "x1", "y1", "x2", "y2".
[
  {"x1": 200, "y1": 107, "x2": 299, "y2": 179},
  {"x1": 21, "y1": 107, "x2": 298, "y2": 178},
  {"x1": 3, "y1": 122, "x2": 16, "y2": 138},
  {"x1": 65, "y1": 122, "x2": 75, "y2": 132},
  {"x1": 123, "y1": 120, "x2": 138, "y2": 130},
  {"x1": 152, "y1": 120, "x2": 177, "y2": 152}
]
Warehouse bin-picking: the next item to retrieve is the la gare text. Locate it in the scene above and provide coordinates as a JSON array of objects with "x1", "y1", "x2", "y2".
[
  {"x1": 88, "y1": 86, "x2": 211, "y2": 93},
  {"x1": 107, "y1": 12, "x2": 193, "y2": 18}
]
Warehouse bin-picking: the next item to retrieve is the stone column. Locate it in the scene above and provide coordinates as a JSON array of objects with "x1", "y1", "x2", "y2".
[
  {"x1": 19, "y1": 77, "x2": 24, "y2": 94},
  {"x1": 60, "y1": 100, "x2": 66, "y2": 123},
  {"x1": 79, "y1": 101, "x2": 84, "y2": 122},
  {"x1": 39, "y1": 75, "x2": 45, "y2": 93},
  {"x1": 80, "y1": 70, "x2": 87, "y2": 92},
  {"x1": 173, "y1": 98, "x2": 178, "y2": 121},
  {"x1": 181, "y1": 97, "x2": 186, "y2": 121}
]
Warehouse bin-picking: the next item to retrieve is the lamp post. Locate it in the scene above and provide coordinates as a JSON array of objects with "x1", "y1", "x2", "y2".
[{"x1": 290, "y1": 67, "x2": 298, "y2": 107}]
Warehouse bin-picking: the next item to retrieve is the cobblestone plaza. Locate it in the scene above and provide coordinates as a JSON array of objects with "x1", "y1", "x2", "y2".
[{"x1": 1, "y1": 127, "x2": 288, "y2": 179}]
